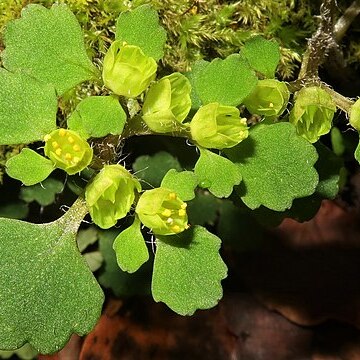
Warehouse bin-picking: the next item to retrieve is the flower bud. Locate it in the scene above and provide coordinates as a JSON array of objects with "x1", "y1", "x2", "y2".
[
  {"x1": 135, "y1": 188, "x2": 189, "y2": 235},
  {"x1": 85, "y1": 164, "x2": 141, "y2": 229},
  {"x1": 349, "y1": 98, "x2": 360, "y2": 131},
  {"x1": 243, "y1": 79, "x2": 290, "y2": 118},
  {"x1": 43, "y1": 128, "x2": 93, "y2": 175},
  {"x1": 289, "y1": 86, "x2": 336, "y2": 143},
  {"x1": 102, "y1": 41, "x2": 157, "y2": 97},
  {"x1": 190, "y1": 102, "x2": 248, "y2": 149},
  {"x1": 142, "y1": 72, "x2": 191, "y2": 133}
]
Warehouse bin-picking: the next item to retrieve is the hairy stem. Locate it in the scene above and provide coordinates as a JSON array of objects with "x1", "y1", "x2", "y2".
[{"x1": 298, "y1": 0, "x2": 337, "y2": 79}]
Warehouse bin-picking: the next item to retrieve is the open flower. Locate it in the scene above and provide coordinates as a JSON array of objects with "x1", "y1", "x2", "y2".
[
  {"x1": 243, "y1": 79, "x2": 290, "y2": 118},
  {"x1": 85, "y1": 164, "x2": 141, "y2": 229},
  {"x1": 190, "y1": 102, "x2": 248, "y2": 149},
  {"x1": 142, "y1": 72, "x2": 191, "y2": 133},
  {"x1": 43, "y1": 128, "x2": 93, "y2": 175},
  {"x1": 289, "y1": 87, "x2": 336, "y2": 143},
  {"x1": 102, "y1": 41, "x2": 157, "y2": 97},
  {"x1": 135, "y1": 188, "x2": 189, "y2": 235}
]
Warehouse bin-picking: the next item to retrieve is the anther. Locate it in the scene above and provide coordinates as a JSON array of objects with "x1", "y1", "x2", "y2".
[
  {"x1": 52, "y1": 141, "x2": 59, "y2": 149},
  {"x1": 55, "y1": 148, "x2": 62, "y2": 156},
  {"x1": 65, "y1": 153, "x2": 72, "y2": 160},
  {"x1": 59, "y1": 129, "x2": 66, "y2": 137},
  {"x1": 180, "y1": 203, "x2": 187, "y2": 209},
  {"x1": 168, "y1": 192, "x2": 177, "y2": 200},
  {"x1": 68, "y1": 136, "x2": 75, "y2": 144},
  {"x1": 166, "y1": 218, "x2": 174, "y2": 224},
  {"x1": 73, "y1": 156, "x2": 80, "y2": 164},
  {"x1": 73, "y1": 144, "x2": 80, "y2": 151},
  {"x1": 172, "y1": 225, "x2": 181, "y2": 233},
  {"x1": 161, "y1": 209, "x2": 172, "y2": 217},
  {"x1": 44, "y1": 134, "x2": 51, "y2": 142},
  {"x1": 269, "y1": 102, "x2": 274, "y2": 108},
  {"x1": 178, "y1": 209, "x2": 186, "y2": 217}
]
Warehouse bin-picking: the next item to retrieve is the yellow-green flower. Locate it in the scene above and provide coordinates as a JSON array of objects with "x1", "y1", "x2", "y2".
[
  {"x1": 142, "y1": 72, "x2": 191, "y2": 133},
  {"x1": 135, "y1": 188, "x2": 189, "y2": 235},
  {"x1": 289, "y1": 87, "x2": 336, "y2": 143},
  {"x1": 43, "y1": 128, "x2": 93, "y2": 175},
  {"x1": 85, "y1": 165, "x2": 141, "y2": 229},
  {"x1": 243, "y1": 79, "x2": 290, "y2": 118},
  {"x1": 190, "y1": 102, "x2": 248, "y2": 149},
  {"x1": 102, "y1": 41, "x2": 157, "y2": 97}
]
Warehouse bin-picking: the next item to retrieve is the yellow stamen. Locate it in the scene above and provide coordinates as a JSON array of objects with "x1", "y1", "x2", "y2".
[
  {"x1": 52, "y1": 141, "x2": 59, "y2": 149},
  {"x1": 168, "y1": 192, "x2": 177, "y2": 200},
  {"x1": 161, "y1": 209, "x2": 172, "y2": 217},
  {"x1": 185, "y1": 224, "x2": 190, "y2": 230},
  {"x1": 68, "y1": 136, "x2": 74, "y2": 144},
  {"x1": 166, "y1": 218, "x2": 174, "y2": 224},
  {"x1": 65, "y1": 153, "x2": 72, "y2": 160},
  {"x1": 73, "y1": 144, "x2": 80, "y2": 151},
  {"x1": 44, "y1": 134, "x2": 51, "y2": 142},
  {"x1": 55, "y1": 148, "x2": 62, "y2": 156},
  {"x1": 269, "y1": 102, "x2": 274, "y2": 108},
  {"x1": 171, "y1": 225, "x2": 181, "y2": 233},
  {"x1": 59, "y1": 128, "x2": 66, "y2": 137},
  {"x1": 178, "y1": 209, "x2": 186, "y2": 217},
  {"x1": 180, "y1": 203, "x2": 187, "y2": 209},
  {"x1": 73, "y1": 156, "x2": 80, "y2": 164}
]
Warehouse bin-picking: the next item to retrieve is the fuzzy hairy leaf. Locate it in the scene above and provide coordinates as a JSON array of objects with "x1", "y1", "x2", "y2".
[
  {"x1": 153, "y1": 226, "x2": 227, "y2": 315},
  {"x1": 194, "y1": 148, "x2": 242, "y2": 198},
  {"x1": 67, "y1": 96, "x2": 127, "y2": 139},
  {"x1": 242, "y1": 36, "x2": 280, "y2": 78},
  {"x1": 98, "y1": 230, "x2": 151, "y2": 297},
  {"x1": 2, "y1": 4, "x2": 96, "y2": 95},
  {"x1": 0, "y1": 202, "x2": 29, "y2": 220},
  {"x1": 115, "y1": 4, "x2": 166, "y2": 61},
  {"x1": 113, "y1": 216, "x2": 149, "y2": 273},
  {"x1": 225, "y1": 123, "x2": 319, "y2": 211},
  {"x1": 132, "y1": 151, "x2": 181, "y2": 189},
  {"x1": 6, "y1": 149, "x2": 54, "y2": 186},
  {"x1": 314, "y1": 142, "x2": 342, "y2": 199},
  {"x1": 0, "y1": 70, "x2": 57, "y2": 145},
  {"x1": 187, "y1": 192, "x2": 219, "y2": 226},
  {"x1": 161, "y1": 169, "x2": 198, "y2": 201},
  {"x1": 76, "y1": 227, "x2": 98, "y2": 253},
  {"x1": 0, "y1": 199, "x2": 104, "y2": 354},
  {"x1": 191, "y1": 54, "x2": 257, "y2": 106},
  {"x1": 20, "y1": 178, "x2": 63, "y2": 206}
]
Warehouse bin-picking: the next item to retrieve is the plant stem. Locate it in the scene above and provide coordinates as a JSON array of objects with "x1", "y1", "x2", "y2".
[
  {"x1": 333, "y1": 0, "x2": 360, "y2": 42},
  {"x1": 298, "y1": 0, "x2": 337, "y2": 79}
]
